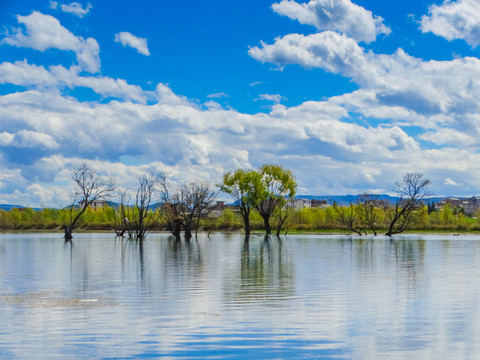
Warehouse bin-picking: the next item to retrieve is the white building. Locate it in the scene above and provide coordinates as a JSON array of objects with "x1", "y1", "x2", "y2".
[
  {"x1": 289, "y1": 199, "x2": 311, "y2": 210},
  {"x1": 79, "y1": 199, "x2": 107, "y2": 210}
]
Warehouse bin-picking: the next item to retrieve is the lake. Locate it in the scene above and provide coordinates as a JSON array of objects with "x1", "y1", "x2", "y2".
[{"x1": 1, "y1": 232, "x2": 480, "y2": 359}]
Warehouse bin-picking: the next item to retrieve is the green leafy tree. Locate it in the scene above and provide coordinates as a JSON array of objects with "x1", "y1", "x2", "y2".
[
  {"x1": 219, "y1": 169, "x2": 263, "y2": 239},
  {"x1": 256, "y1": 164, "x2": 297, "y2": 236}
]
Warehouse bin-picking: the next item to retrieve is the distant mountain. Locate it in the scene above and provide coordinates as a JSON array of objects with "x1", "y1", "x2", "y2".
[
  {"x1": 296, "y1": 195, "x2": 447, "y2": 206},
  {"x1": 105, "y1": 201, "x2": 164, "y2": 211},
  {"x1": 0, "y1": 204, "x2": 26, "y2": 211}
]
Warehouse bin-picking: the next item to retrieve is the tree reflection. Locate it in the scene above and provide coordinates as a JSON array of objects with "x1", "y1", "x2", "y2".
[
  {"x1": 163, "y1": 238, "x2": 205, "y2": 288},
  {"x1": 226, "y1": 237, "x2": 294, "y2": 304}
]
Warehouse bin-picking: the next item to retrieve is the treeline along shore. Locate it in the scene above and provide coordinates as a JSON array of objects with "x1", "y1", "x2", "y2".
[
  {"x1": 2, "y1": 164, "x2": 478, "y2": 239},
  {"x1": 1, "y1": 199, "x2": 479, "y2": 234}
]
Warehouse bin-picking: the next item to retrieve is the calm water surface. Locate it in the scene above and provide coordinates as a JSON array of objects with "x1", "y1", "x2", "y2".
[{"x1": 1, "y1": 233, "x2": 480, "y2": 359}]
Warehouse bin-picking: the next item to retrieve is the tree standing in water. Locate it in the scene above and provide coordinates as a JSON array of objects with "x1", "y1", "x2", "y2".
[
  {"x1": 63, "y1": 164, "x2": 115, "y2": 241},
  {"x1": 256, "y1": 164, "x2": 297, "y2": 237},
  {"x1": 384, "y1": 173, "x2": 431, "y2": 236},
  {"x1": 219, "y1": 169, "x2": 263, "y2": 240},
  {"x1": 130, "y1": 172, "x2": 164, "y2": 241}
]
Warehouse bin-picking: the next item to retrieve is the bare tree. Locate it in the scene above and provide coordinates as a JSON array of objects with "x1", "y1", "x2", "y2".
[
  {"x1": 333, "y1": 202, "x2": 365, "y2": 236},
  {"x1": 170, "y1": 181, "x2": 217, "y2": 240},
  {"x1": 358, "y1": 194, "x2": 382, "y2": 236},
  {"x1": 159, "y1": 178, "x2": 183, "y2": 241},
  {"x1": 384, "y1": 173, "x2": 431, "y2": 236},
  {"x1": 114, "y1": 191, "x2": 131, "y2": 237},
  {"x1": 63, "y1": 164, "x2": 115, "y2": 240},
  {"x1": 274, "y1": 204, "x2": 292, "y2": 237},
  {"x1": 163, "y1": 200, "x2": 183, "y2": 240},
  {"x1": 129, "y1": 172, "x2": 164, "y2": 241}
]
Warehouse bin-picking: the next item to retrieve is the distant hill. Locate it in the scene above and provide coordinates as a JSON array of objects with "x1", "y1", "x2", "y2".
[
  {"x1": 295, "y1": 195, "x2": 447, "y2": 206},
  {"x1": 105, "y1": 201, "x2": 164, "y2": 211},
  {"x1": 0, "y1": 204, "x2": 26, "y2": 211}
]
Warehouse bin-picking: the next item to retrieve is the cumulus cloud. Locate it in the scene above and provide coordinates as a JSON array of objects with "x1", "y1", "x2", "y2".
[
  {"x1": 250, "y1": 30, "x2": 480, "y2": 138},
  {"x1": 114, "y1": 32, "x2": 150, "y2": 56},
  {"x1": 421, "y1": 0, "x2": 480, "y2": 47},
  {"x1": 272, "y1": 0, "x2": 391, "y2": 43},
  {"x1": 1, "y1": 12, "x2": 100, "y2": 73},
  {"x1": 420, "y1": 128, "x2": 479, "y2": 147},
  {"x1": 249, "y1": 32, "x2": 365, "y2": 72},
  {"x1": 3, "y1": 2, "x2": 480, "y2": 205},
  {"x1": 0, "y1": 79, "x2": 442, "y2": 206},
  {"x1": 0, "y1": 61, "x2": 149, "y2": 103},
  {"x1": 10, "y1": 130, "x2": 59, "y2": 149}
]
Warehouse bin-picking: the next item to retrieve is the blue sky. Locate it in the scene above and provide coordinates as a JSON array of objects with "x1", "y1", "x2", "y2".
[{"x1": 1, "y1": 0, "x2": 480, "y2": 206}]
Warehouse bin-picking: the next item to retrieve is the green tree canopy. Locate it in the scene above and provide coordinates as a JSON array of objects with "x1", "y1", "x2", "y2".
[
  {"x1": 257, "y1": 164, "x2": 297, "y2": 235},
  {"x1": 219, "y1": 169, "x2": 264, "y2": 239}
]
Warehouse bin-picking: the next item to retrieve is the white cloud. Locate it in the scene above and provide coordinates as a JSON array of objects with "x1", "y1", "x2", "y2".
[
  {"x1": 1, "y1": 11, "x2": 100, "y2": 73},
  {"x1": 445, "y1": 178, "x2": 462, "y2": 186},
  {"x1": 11, "y1": 130, "x2": 59, "y2": 149},
  {"x1": 272, "y1": 0, "x2": 391, "y2": 43},
  {"x1": 60, "y1": 2, "x2": 92, "y2": 17},
  {"x1": 0, "y1": 81, "x2": 441, "y2": 206},
  {"x1": 420, "y1": 128, "x2": 479, "y2": 147},
  {"x1": 0, "y1": 61, "x2": 149, "y2": 103},
  {"x1": 250, "y1": 30, "x2": 480, "y2": 139},
  {"x1": 421, "y1": 0, "x2": 480, "y2": 47},
  {"x1": 249, "y1": 81, "x2": 264, "y2": 87},
  {"x1": 3, "y1": 2, "x2": 480, "y2": 205},
  {"x1": 257, "y1": 94, "x2": 285, "y2": 104},
  {"x1": 114, "y1": 32, "x2": 150, "y2": 56},
  {"x1": 249, "y1": 31, "x2": 365, "y2": 72},
  {"x1": 207, "y1": 92, "x2": 229, "y2": 98},
  {"x1": 2, "y1": 77, "x2": 480, "y2": 205}
]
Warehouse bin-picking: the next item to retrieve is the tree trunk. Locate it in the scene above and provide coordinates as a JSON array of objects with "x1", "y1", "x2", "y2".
[
  {"x1": 262, "y1": 215, "x2": 271, "y2": 235},
  {"x1": 63, "y1": 225, "x2": 73, "y2": 241},
  {"x1": 244, "y1": 215, "x2": 251, "y2": 241},
  {"x1": 172, "y1": 220, "x2": 182, "y2": 241},
  {"x1": 184, "y1": 225, "x2": 192, "y2": 241}
]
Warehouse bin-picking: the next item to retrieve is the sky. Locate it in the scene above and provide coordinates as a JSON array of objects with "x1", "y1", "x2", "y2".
[{"x1": 1, "y1": 0, "x2": 480, "y2": 207}]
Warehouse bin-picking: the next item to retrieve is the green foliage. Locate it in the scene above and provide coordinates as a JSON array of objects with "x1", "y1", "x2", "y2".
[
  {"x1": 258, "y1": 164, "x2": 297, "y2": 205},
  {"x1": 1, "y1": 202, "x2": 480, "y2": 233},
  {"x1": 219, "y1": 169, "x2": 264, "y2": 210}
]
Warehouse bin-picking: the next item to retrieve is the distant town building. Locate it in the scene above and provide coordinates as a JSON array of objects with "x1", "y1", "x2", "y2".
[
  {"x1": 435, "y1": 196, "x2": 480, "y2": 216},
  {"x1": 311, "y1": 199, "x2": 329, "y2": 208},
  {"x1": 462, "y1": 197, "x2": 480, "y2": 216},
  {"x1": 79, "y1": 199, "x2": 107, "y2": 210},
  {"x1": 289, "y1": 199, "x2": 311, "y2": 210},
  {"x1": 210, "y1": 201, "x2": 226, "y2": 218}
]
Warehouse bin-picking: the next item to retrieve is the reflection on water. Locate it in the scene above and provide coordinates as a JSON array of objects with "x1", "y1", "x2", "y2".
[{"x1": 1, "y1": 233, "x2": 480, "y2": 359}]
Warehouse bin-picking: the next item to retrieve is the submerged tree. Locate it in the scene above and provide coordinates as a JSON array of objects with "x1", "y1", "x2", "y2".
[
  {"x1": 114, "y1": 191, "x2": 131, "y2": 237},
  {"x1": 63, "y1": 164, "x2": 115, "y2": 240},
  {"x1": 219, "y1": 169, "x2": 264, "y2": 240},
  {"x1": 256, "y1": 164, "x2": 297, "y2": 236},
  {"x1": 384, "y1": 173, "x2": 431, "y2": 236},
  {"x1": 274, "y1": 204, "x2": 292, "y2": 237},
  {"x1": 357, "y1": 194, "x2": 382, "y2": 236},
  {"x1": 161, "y1": 180, "x2": 216, "y2": 240},
  {"x1": 130, "y1": 172, "x2": 164, "y2": 241},
  {"x1": 333, "y1": 202, "x2": 365, "y2": 236}
]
